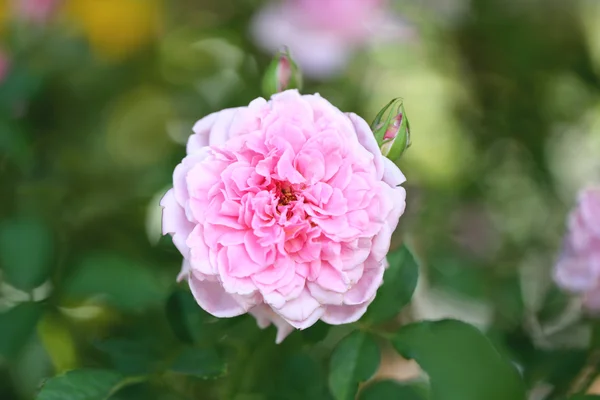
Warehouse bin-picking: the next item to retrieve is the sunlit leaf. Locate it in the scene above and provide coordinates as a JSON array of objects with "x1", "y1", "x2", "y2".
[{"x1": 392, "y1": 319, "x2": 526, "y2": 400}]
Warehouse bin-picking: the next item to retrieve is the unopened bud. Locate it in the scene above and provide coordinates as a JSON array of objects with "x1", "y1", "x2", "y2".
[
  {"x1": 371, "y1": 98, "x2": 411, "y2": 160},
  {"x1": 262, "y1": 47, "x2": 303, "y2": 98}
]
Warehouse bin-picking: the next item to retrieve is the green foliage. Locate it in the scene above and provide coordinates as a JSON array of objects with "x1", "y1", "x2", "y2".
[
  {"x1": 0, "y1": 302, "x2": 44, "y2": 360},
  {"x1": 1, "y1": 1, "x2": 600, "y2": 399},
  {"x1": 36, "y1": 369, "x2": 141, "y2": 400},
  {"x1": 358, "y1": 380, "x2": 427, "y2": 400},
  {"x1": 0, "y1": 217, "x2": 53, "y2": 291},
  {"x1": 274, "y1": 353, "x2": 329, "y2": 400},
  {"x1": 364, "y1": 245, "x2": 419, "y2": 324},
  {"x1": 328, "y1": 331, "x2": 380, "y2": 400},
  {"x1": 392, "y1": 319, "x2": 526, "y2": 400},
  {"x1": 63, "y1": 254, "x2": 168, "y2": 312},
  {"x1": 94, "y1": 338, "x2": 165, "y2": 375},
  {"x1": 169, "y1": 347, "x2": 227, "y2": 379}
]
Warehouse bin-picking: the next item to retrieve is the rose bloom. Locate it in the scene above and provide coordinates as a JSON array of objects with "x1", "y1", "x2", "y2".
[
  {"x1": 161, "y1": 90, "x2": 406, "y2": 342},
  {"x1": 250, "y1": 0, "x2": 414, "y2": 79},
  {"x1": 0, "y1": 50, "x2": 9, "y2": 84},
  {"x1": 554, "y1": 187, "x2": 600, "y2": 311},
  {"x1": 13, "y1": 0, "x2": 60, "y2": 23}
]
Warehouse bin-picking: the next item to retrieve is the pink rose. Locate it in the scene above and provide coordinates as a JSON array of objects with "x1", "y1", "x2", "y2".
[
  {"x1": 161, "y1": 90, "x2": 406, "y2": 342},
  {"x1": 250, "y1": 0, "x2": 414, "y2": 78},
  {"x1": 0, "y1": 51, "x2": 9, "y2": 84},
  {"x1": 554, "y1": 187, "x2": 600, "y2": 311},
  {"x1": 13, "y1": 0, "x2": 60, "y2": 23}
]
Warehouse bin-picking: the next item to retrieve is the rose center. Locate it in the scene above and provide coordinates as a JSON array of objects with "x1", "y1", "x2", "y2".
[{"x1": 279, "y1": 186, "x2": 297, "y2": 206}]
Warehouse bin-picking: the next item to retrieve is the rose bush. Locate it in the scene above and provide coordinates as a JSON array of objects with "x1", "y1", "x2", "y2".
[
  {"x1": 250, "y1": 0, "x2": 414, "y2": 78},
  {"x1": 554, "y1": 187, "x2": 600, "y2": 310},
  {"x1": 161, "y1": 89, "x2": 406, "y2": 342}
]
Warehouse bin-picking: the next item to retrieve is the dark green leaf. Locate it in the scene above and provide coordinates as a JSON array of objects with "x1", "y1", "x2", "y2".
[
  {"x1": 301, "y1": 320, "x2": 331, "y2": 344},
  {"x1": 392, "y1": 320, "x2": 526, "y2": 400},
  {"x1": 537, "y1": 284, "x2": 570, "y2": 323},
  {"x1": 0, "y1": 302, "x2": 44, "y2": 360},
  {"x1": 364, "y1": 245, "x2": 419, "y2": 324},
  {"x1": 275, "y1": 353, "x2": 328, "y2": 400},
  {"x1": 0, "y1": 217, "x2": 53, "y2": 290},
  {"x1": 328, "y1": 331, "x2": 380, "y2": 400},
  {"x1": 36, "y1": 369, "x2": 140, "y2": 400},
  {"x1": 0, "y1": 120, "x2": 33, "y2": 171},
  {"x1": 94, "y1": 338, "x2": 163, "y2": 375},
  {"x1": 170, "y1": 347, "x2": 227, "y2": 379},
  {"x1": 64, "y1": 254, "x2": 167, "y2": 312},
  {"x1": 358, "y1": 380, "x2": 427, "y2": 400},
  {"x1": 166, "y1": 288, "x2": 239, "y2": 345}
]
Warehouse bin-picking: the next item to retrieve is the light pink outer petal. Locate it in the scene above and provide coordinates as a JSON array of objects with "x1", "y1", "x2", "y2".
[
  {"x1": 554, "y1": 257, "x2": 600, "y2": 293},
  {"x1": 273, "y1": 288, "x2": 325, "y2": 329},
  {"x1": 189, "y1": 108, "x2": 242, "y2": 151},
  {"x1": 382, "y1": 157, "x2": 407, "y2": 187},
  {"x1": 321, "y1": 296, "x2": 375, "y2": 324},
  {"x1": 188, "y1": 112, "x2": 220, "y2": 154},
  {"x1": 343, "y1": 261, "x2": 384, "y2": 305},
  {"x1": 177, "y1": 260, "x2": 191, "y2": 283},
  {"x1": 386, "y1": 186, "x2": 407, "y2": 232},
  {"x1": 249, "y1": 304, "x2": 295, "y2": 344},
  {"x1": 160, "y1": 189, "x2": 194, "y2": 258},
  {"x1": 188, "y1": 274, "x2": 249, "y2": 318},
  {"x1": 347, "y1": 112, "x2": 384, "y2": 180}
]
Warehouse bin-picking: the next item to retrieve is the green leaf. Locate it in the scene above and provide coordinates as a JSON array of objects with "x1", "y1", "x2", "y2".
[
  {"x1": 364, "y1": 245, "x2": 419, "y2": 324},
  {"x1": 36, "y1": 369, "x2": 141, "y2": 400},
  {"x1": 166, "y1": 288, "x2": 239, "y2": 345},
  {"x1": 569, "y1": 396, "x2": 600, "y2": 400},
  {"x1": 392, "y1": 320, "x2": 526, "y2": 400},
  {"x1": 170, "y1": 347, "x2": 227, "y2": 379},
  {"x1": 358, "y1": 380, "x2": 427, "y2": 400},
  {"x1": 0, "y1": 302, "x2": 44, "y2": 360},
  {"x1": 0, "y1": 217, "x2": 53, "y2": 290},
  {"x1": 94, "y1": 338, "x2": 163, "y2": 375},
  {"x1": 64, "y1": 254, "x2": 167, "y2": 312},
  {"x1": 328, "y1": 331, "x2": 380, "y2": 400},
  {"x1": 275, "y1": 353, "x2": 328, "y2": 400},
  {"x1": 301, "y1": 320, "x2": 331, "y2": 344}
]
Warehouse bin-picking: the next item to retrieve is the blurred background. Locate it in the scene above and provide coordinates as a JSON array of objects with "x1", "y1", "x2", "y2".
[{"x1": 2, "y1": 0, "x2": 600, "y2": 399}]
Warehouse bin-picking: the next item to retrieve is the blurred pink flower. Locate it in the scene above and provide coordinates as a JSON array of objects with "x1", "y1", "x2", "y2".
[
  {"x1": 0, "y1": 51, "x2": 10, "y2": 84},
  {"x1": 13, "y1": 0, "x2": 60, "y2": 23},
  {"x1": 250, "y1": 0, "x2": 414, "y2": 78},
  {"x1": 161, "y1": 90, "x2": 406, "y2": 342},
  {"x1": 554, "y1": 187, "x2": 600, "y2": 311}
]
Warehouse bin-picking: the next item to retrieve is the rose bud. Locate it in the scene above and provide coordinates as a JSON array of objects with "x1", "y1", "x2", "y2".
[
  {"x1": 161, "y1": 90, "x2": 406, "y2": 343},
  {"x1": 371, "y1": 98, "x2": 411, "y2": 161},
  {"x1": 262, "y1": 47, "x2": 303, "y2": 98}
]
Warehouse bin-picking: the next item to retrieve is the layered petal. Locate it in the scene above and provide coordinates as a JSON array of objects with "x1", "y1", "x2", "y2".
[{"x1": 162, "y1": 90, "x2": 407, "y2": 342}]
